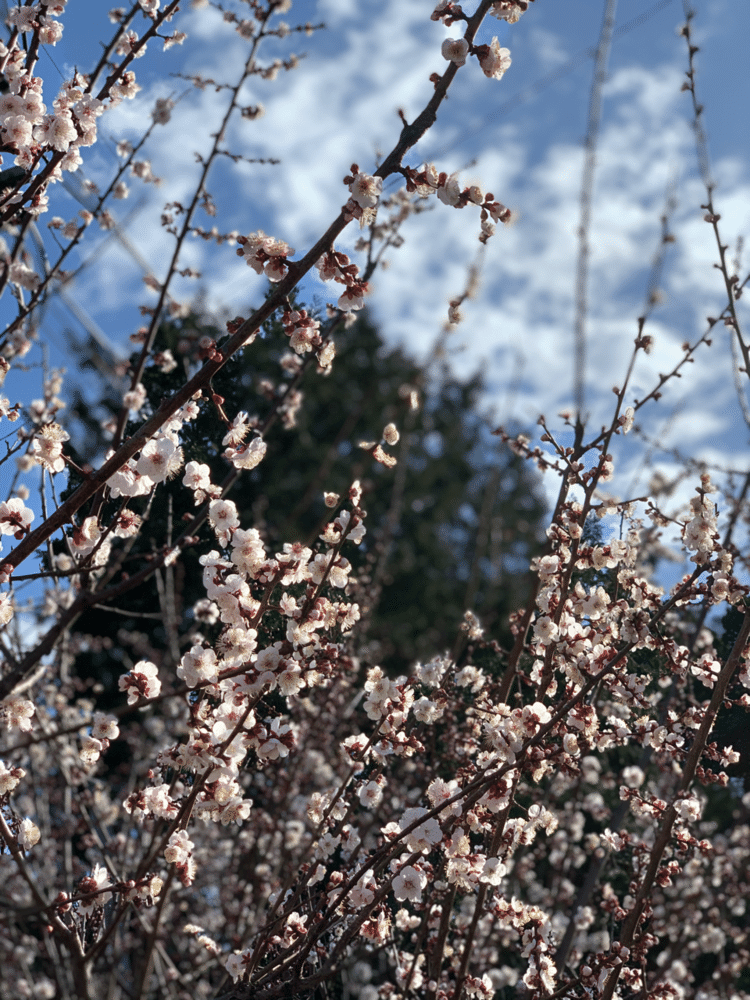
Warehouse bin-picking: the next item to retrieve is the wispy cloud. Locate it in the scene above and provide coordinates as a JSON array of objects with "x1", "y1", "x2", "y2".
[{"x1": 33, "y1": 0, "x2": 750, "y2": 526}]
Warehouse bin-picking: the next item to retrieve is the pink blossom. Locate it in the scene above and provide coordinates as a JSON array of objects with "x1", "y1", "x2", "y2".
[
  {"x1": 164, "y1": 829, "x2": 194, "y2": 864},
  {"x1": 2, "y1": 696, "x2": 35, "y2": 732},
  {"x1": 178, "y1": 645, "x2": 219, "y2": 689},
  {"x1": 0, "y1": 497, "x2": 34, "y2": 536},
  {"x1": 118, "y1": 660, "x2": 161, "y2": 704},
  {"x1": 34, "y1": 110, "x2": 77, "y2": 151},
  {"x1": 478, "y1": 38, "x2": 512, "y2": 80}
]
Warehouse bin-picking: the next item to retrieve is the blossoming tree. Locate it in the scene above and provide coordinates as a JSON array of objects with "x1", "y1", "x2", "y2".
[{"x1": 0, "y1": 2, "x2": 749, "y2": 1000}]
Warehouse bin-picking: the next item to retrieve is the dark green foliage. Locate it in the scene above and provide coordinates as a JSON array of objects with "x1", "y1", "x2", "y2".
[
  {"x1": 63, "y1": 304, "x2": 546, "y2": 686},
  {"x1": 713, "y1": 604, "x2": 750, "y2": 792}
]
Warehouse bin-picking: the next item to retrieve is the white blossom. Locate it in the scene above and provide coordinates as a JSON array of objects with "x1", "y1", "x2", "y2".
[
  {"x1": 392, "y1": 864, "x2": 427, "y2": 902},
  {"x1": 18, "y1": 818, "x2": 41, "y2": 850},
  {"x1": 441, "y1": 38, "x2": 469, "y2": 66},
  {"x1": 478, "y1": 38, "x2": 511, "y2": 80}
]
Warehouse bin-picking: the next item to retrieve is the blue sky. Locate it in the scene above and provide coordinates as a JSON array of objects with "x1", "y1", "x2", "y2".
[{"x1": 3, "y1": 0, "x2": 750, "y2": 574}]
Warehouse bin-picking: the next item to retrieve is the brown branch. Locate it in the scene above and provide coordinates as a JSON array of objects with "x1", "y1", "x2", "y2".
[{"x1": 1, "y1": 15, "x2": 479, "y2": 581}]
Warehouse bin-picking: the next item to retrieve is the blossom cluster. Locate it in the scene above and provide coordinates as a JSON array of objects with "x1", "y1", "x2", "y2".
[
  {"x1": 399, "y1": 161, "x2": 512, "y2": 254},
  {"x1": 236, "y1": 229, "x2": 295, "y2": 283},
  {"x1": 0, "y1": 2, "x2": 748, "y2": 999},
  {"x1": 316, "y1": 241, "x2": 371, "y2": 312},
  {"x1": 441, "y1": 35, "x2": 512, "y2": 82},
  {"x1": 344, "y1": 164, "x2": 383, "y2": 228},
  {"x1": 106, "y1": 398, "x2": 199, "y2": 498},
  {"x1": 281, "y1": 307, "x2": 336, "y2": 369},
  {"x1": 0, "y1": 1, "x2": 181, "y2": 234}
]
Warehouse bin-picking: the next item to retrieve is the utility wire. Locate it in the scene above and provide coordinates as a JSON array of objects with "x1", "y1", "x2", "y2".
[{"x1": 574, "y1": 0, "x2": 618, "y2": 419}]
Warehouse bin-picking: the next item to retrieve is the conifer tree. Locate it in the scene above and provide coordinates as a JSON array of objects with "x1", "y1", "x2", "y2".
[{"x1": 63, "y1": 304, "x2": 546, "y2": 690}]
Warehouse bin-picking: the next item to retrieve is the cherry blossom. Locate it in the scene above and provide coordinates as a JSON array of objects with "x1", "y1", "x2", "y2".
[
  {"x1": 135, "y1": 436, "x2": 183, "y2": 482},
  {"x1": 0, "y1": 5, "x2": 747, "y2": 998},
  {"x1": 477, "y1": 37, "x2": 512, "y2": 79},
  {"x1": 118, "y1": 660, "x2": 161, "y2": 704},
  {"x1": 1, "y1": 696, "x2": 35, "y2": 732},
  {"x1": 164, "y1": 829, "x2": 194, "y2": 864},
  {"x1": 0, "y1": 497, "x2": 34, "y2": 537},
  {"x1": 237, "y1": 230, "x2": 294, "y2": 281},
  {"x1": 208, "y1": 498, "x2": 240, "y2": 542},
  {"x1": 177, "y1": 644, "x2": 219, "y2": 688},
  {"x1": 441, "y1": 37, "x2": 469, "y2": 65},
  {"x1": 18, "y1": 818, "x2": 41, "y2": 850},
  {"x1": 392, "y1": 863, "x2": 427, "y2": 902},
  {"x1": 7, "y1": 262, "x2": 40, "y2": 292},
  {"x1": 224, "y1": 435, "x2": 267, "y2": 470},
  {"x1": 348, "y1": 171, "x2": 382, "y2": 210}
]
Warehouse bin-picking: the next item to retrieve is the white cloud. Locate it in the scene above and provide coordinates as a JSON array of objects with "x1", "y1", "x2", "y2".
[{"x1": 16, "y1": 0, "x2": 749, "y2": 557}]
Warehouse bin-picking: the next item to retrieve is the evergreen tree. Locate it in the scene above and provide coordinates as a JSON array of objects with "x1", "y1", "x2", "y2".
[{"x1": 62, "y1": 305, "x2": 546, "y2": 687}]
